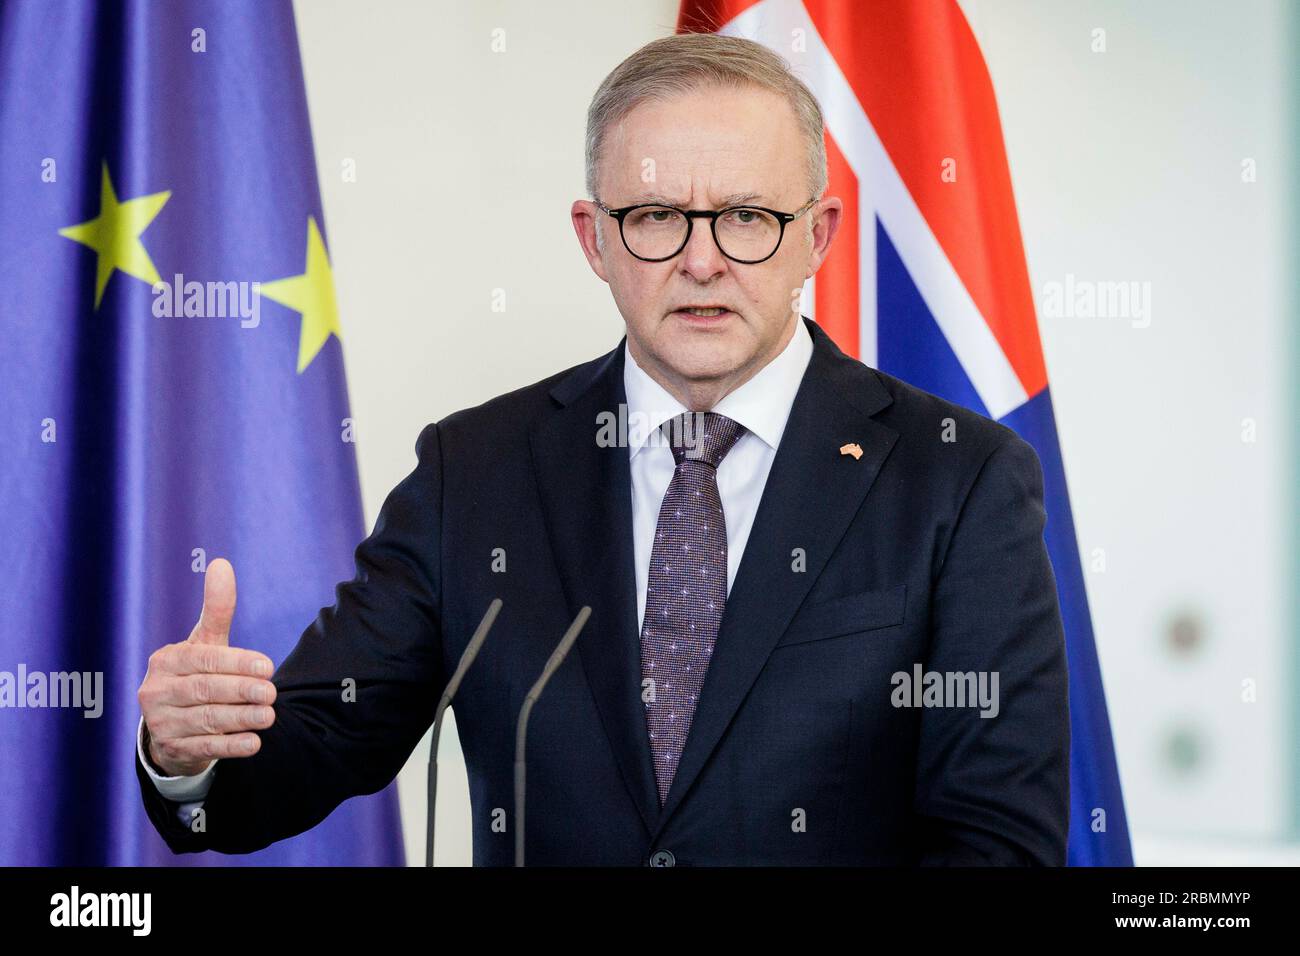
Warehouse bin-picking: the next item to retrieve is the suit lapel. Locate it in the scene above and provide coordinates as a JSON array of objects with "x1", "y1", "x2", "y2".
[
  {"x1": 650, "y1": 318, "x2": 899, "y2": 834},
  {"x1": 528, "y1": 341, "x2": 662, "y2": 835}
]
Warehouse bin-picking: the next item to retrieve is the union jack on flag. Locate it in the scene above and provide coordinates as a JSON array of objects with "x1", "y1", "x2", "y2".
[{"x1": 679, "y1": 0, "x2": 1133, "y2": 866}]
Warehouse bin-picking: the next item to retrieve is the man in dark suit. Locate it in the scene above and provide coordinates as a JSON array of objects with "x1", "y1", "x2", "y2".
[{"x1": 136, "y1": 33, "x2": 1069, "y2": 865}]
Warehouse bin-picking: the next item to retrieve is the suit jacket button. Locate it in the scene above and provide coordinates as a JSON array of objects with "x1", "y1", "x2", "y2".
[{"x1": 648, "y1": 849, "x2": 676, "y2": 867}]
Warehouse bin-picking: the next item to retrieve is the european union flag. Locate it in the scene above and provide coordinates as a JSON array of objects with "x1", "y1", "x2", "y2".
[{"x1": 0, "y1": 0, "x2": 404, "y2": 864}]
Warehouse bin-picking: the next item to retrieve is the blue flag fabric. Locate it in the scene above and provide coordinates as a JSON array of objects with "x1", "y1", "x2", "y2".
[{"x1": 0, "y1": 0, "x2": 405, "y2": 865}]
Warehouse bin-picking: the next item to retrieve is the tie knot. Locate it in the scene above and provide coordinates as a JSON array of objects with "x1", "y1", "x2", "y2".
[{"x1": 662, "y1": 412, "x2": 746, "y2": 468}]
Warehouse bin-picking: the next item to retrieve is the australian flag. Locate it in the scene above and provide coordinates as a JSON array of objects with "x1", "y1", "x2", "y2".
[
  {"x1": 680, "y1": 0, "x2": 1135, "y2": 865},
  {"x1": 0, "y1": 0, "x2": 404, "y2": 864}
]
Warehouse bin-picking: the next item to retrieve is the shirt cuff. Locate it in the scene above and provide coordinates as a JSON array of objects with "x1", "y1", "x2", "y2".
[{"x1": 137, "y1": 714, "x2": 218, "y2": 802}]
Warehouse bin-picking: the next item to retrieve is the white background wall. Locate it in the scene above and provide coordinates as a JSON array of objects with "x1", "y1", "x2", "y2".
[{"x1": 292, "y1": 0, "x2": 1295, "y2": 865}]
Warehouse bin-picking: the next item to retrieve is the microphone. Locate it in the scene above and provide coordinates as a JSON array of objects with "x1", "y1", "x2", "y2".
[
  {"x1": 425, "y1": 598, "x2": 503, "y2": 867},
  {"x1": 514, "y1": 605, "x2": 592, "y2": 867}
]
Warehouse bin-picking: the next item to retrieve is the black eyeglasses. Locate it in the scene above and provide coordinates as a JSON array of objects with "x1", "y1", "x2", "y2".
[{"x1": 592, "y1": 196, "x2": 818, "y2": 264}]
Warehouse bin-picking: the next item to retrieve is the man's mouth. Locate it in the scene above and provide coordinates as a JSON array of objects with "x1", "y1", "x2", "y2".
[{"x1": 672, "y1": 305, "x2": 733, "y2": 319}]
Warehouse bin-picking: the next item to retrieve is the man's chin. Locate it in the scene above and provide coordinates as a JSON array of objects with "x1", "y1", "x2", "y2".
[
  {"x1": 628, "y1": 314, "x2": 758, "y2": 384},
  {"x1": 658, "y1": 339, "x2": 749, "y2": 383}
]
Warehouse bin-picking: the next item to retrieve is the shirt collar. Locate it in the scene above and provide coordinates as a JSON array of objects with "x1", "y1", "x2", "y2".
[{"x1": 622, "y1": 317, "x2": 814, "y2": 459}]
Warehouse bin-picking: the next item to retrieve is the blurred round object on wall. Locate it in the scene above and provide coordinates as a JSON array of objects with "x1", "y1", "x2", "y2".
[
  {"x1": 1166, "y1": 608, "x2": 1205, "y2": 658},
  {"x1": 1163, "y1": 723, "x2": 1205, "y2": 777}
]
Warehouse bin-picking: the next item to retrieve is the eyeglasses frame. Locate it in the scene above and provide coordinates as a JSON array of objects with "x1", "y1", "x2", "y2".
[{"x1": 591, "y1": 195, "x2": 819, "y2": 264}]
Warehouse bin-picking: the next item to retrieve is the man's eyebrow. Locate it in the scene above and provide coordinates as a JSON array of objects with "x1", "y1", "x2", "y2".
[{"x1": 626, "y1": 191, "x2": 769, "y2": 207}]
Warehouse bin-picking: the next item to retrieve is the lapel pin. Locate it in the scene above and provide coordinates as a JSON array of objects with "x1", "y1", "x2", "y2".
[{"x1": 839, "y1": 442, "x2": 863, "y2": 460}]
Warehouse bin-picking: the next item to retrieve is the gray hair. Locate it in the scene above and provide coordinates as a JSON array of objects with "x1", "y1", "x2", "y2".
[{"x1": 584, "y1": 33, "x2": 828, "y2": 204}]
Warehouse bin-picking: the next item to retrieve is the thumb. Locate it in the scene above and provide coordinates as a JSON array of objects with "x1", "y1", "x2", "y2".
[{"x1": 190, "y1": 558, "x2": 237, "y2": 645}]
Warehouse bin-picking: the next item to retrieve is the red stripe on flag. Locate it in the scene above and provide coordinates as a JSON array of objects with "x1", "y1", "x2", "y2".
[
  {"x1": 816, "y1": 129, "x2": 860, "y2": 359},
  {"x1": 801, "y1": 0, "x2": 1048, "y2": 396}
]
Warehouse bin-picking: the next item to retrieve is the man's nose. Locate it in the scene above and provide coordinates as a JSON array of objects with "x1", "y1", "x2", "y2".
[{"x1": 677, "y1": 219, "x2": 727, "y2": 281}]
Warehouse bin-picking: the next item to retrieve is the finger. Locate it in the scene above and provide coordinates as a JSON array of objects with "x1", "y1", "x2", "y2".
[
  {"x1": 155, "y1": 731, "x2": 266, "y2": 763},
  {"x1": 166, "y1": 642, "x2": 273, "y2": 679},
  {"x1": 190, "y1": 558, "x2": 236, "y2": 645},
  {"x1": 163, "y1": 702, "x2": 277, "y2": 737},
  {"x1": 157, "y1": 673, "x2": 277, "y2": 708}
]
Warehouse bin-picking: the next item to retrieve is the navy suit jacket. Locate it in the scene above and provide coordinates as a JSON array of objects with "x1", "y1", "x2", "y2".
[{"x1": 138, "y1": 316, "x2": 1070, "y2": 865}]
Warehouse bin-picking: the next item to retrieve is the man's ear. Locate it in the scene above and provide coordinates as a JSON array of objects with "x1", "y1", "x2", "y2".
[
  {"x1": 804, "y1": 197, "x2": 843, "y2": 278},
  {"x1": 571, "y1": 200, "x2": 610, "y2": 283}
]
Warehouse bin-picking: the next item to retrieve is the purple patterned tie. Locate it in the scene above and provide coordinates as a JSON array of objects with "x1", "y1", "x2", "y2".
[{"x1": 640, "y1": 411, "x2": 747, "y2": 806}]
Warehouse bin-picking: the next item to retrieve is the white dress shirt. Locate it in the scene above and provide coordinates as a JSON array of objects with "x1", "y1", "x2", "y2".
[{"x1": 140, "y1": 319, "x2": 815, "y2": 812}]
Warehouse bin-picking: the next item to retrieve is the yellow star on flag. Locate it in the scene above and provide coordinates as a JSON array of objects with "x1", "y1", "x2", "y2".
[
  {"x1": 259, "y1": 216, "x2": 342, "y2": 374},
  {"x1": 58, "y1": 162, "x2": 171, "y2": 309}
]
